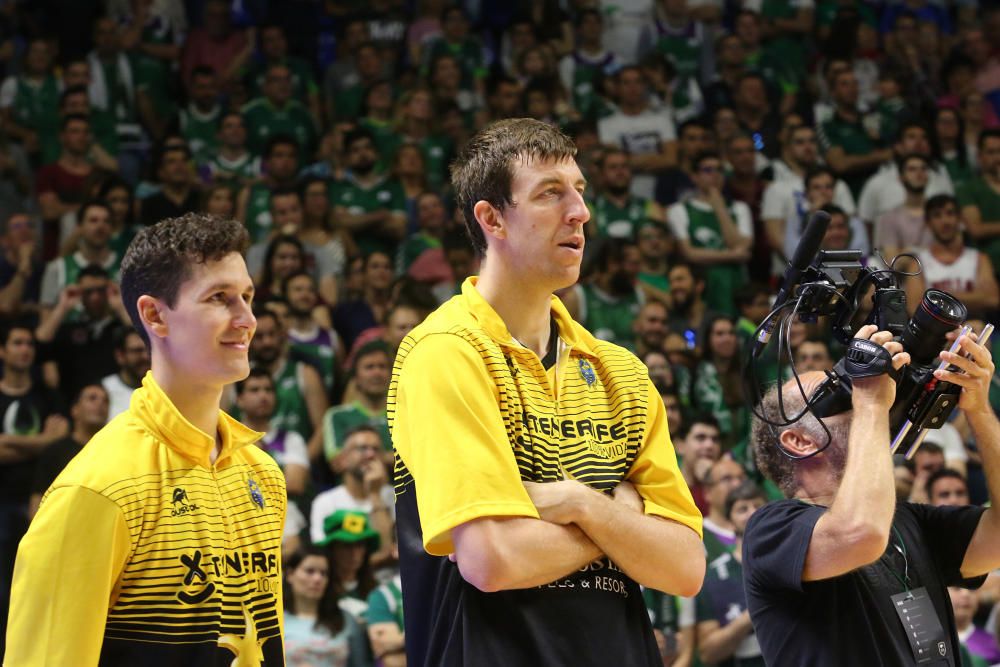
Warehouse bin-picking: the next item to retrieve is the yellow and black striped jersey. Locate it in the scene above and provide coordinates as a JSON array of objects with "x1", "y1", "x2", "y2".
[
  {"x1": 6, "y1": 372, "x2": 287, "y2": 666},
  {"x1": 389, "y1": 277, "x2": 701, "y2": 666}
]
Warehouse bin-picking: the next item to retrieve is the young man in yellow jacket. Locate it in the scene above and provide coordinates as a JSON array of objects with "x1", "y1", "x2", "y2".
[{"x1": 6, "y1": 213, "x2": 287, "y2": 665}]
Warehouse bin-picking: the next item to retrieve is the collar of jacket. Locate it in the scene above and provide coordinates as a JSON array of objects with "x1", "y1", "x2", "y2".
[
  {"x1": 460, "y1": 276, "x2": 598, "y2": 359},
  {"x1": 131, "y1": 371, "x2": 263, "y2": 467}
]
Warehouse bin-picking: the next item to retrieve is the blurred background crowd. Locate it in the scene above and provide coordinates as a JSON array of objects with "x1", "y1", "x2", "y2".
[{"x1": 2, "y1": 0, "x2": 1000, "y2": 664}]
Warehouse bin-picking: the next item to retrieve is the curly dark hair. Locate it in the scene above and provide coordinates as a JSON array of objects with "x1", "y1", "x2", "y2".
[
  {"x1": 119, "y1": 213, "x2": 249, "y2": 345},
  {"x1": 451, "y1": 118, "x2": 577, "y2": 256}
]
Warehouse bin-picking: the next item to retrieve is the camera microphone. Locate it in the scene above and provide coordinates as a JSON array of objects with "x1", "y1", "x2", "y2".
[{"x1": 756, "y1": 210, "x2": 832, "y2": 346}]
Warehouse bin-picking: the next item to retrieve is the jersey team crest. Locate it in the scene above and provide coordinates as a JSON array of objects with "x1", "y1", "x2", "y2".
[{"x1": 247, "y1": 476, "x2": 265, "y2": 510}]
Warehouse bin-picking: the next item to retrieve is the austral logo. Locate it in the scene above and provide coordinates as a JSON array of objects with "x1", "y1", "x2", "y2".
[{"x1": 171, "y1": 487, "x2": 200, "y2": 517}]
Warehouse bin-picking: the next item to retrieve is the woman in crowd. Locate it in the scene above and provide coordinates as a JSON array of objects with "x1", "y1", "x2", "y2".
[
  {"x1": 933, "y1": 105, "x2": 975, "y2": 189},
  {"x1": 200, "y1": 183, "x2": 236, "y2": 218},
  {"x1": 690, "y1": 314, "x2": 748, "y2": 449},
  {"x1": 98, "y1": 178, "x2": 139, "y2": 259},
  {"x1": 258, "y1": 234, "x2": 307, "y2": 301},
  {"x1": 284, "y1": 546, "x2": 372, "y2": 667},
  {"x1": 317, "y1": 510, "x2": 381, "y2": 621},
  {"x1": 331, "y1": 251, "x2": 395, "y2": 352},
  {"x1": 392, "y1": 143, "x2": 428, "y2": 233},
  {"x1": 300, "y1": 175, "x2": 350, "y2": 304}
]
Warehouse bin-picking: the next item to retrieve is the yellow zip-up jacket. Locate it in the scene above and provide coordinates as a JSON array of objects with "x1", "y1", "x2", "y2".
[{"x1": 6, "y1": 372, "x2": 287, "y2": 666}]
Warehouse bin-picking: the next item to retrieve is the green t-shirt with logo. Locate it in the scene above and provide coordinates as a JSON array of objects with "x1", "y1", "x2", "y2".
[
  {"x1": 289, "y1": 333, "x2": 337, "y2": 395},
  {"x1": 691, "y1": 360, "x2": 749, "y2": 448},
  {"x1": 760, "y1": 0, "x2": 810, "y2": 85},
  {"x1": 11, "y1": 74, "x2": 61, "y2": 160},
  {"x1": 579, "y1": 283, "x2": 641, "y2": 351},
  {"x1": 206, "y1": 153, "x2": 261, "y2": 188},
  {"x1": 367, "y1": 577, "x2": 404, "y2": 629},
  {"x1": 942, "y1": 154, "x2": 975, "y2": 193},
  {"x1": 243, "y1": 182, "x2": 274, "y2": 244},
  {"x1": 129, "y1": 15, "x2": 178, "y2": 122},
  {"x1": 655, "y1": 22, "x2": 703, "y2": 82},
  {"x1": 379, "y1": 133, "x2": 454, "y2": 190},
  {"x1": 682, "y1": 201, "x2": 744, "y2": 316},
  {"x1": 957, "y1": 176, "x2": 1000, "y2": 273},
  {"x1": 329, "y1": 175, "x2": 407, "y2": 257},
  {"x1": 359, "y1": 116, "x2": 400, "y2": 171},
  {"x1": 564, "y1": 52, "x2": 618, "y2": 120},
  {"x1": 322, "y1": 401, "x2": 390, "y2": 463},
  {"x1": 241, "y1": 97, "x2": 317, "y2": 156},
  {"x1": 271, "y1": 359, "x2": 314, "y2": 442},
  {"x1": 590, "y1": 194, "x2": 656, "y2": 240},
  {"x1": 643, "y1": 588, "x2": 680, "y2": 636},
  {"x1": 246, "y1": 56, "x2": 318, "y2": 103},
  {"x1": 179, "y1": 104, "x2": 222, "y2": 164},
  {"x1": 818, "y1": 113, "x2": 880, "y2": 197},
  {"x1": 423, "y1": 37, "x2": 487, "y2": 88}
]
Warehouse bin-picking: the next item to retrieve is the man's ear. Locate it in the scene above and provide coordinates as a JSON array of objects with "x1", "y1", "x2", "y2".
[
  {"x1": 137, "y1": 295, "x2": 168, "y2": 340},
  {"x1": 779, "y1": 427, "x2": 820, "y2": 457},
  {"x1": 473, "y1": 200, "x2": 505, "y2": 243}
]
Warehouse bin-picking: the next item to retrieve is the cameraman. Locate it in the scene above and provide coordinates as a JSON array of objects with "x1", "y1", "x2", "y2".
[{"x1": 744, "y1": 324, "x2": 1000, "y2": 666}]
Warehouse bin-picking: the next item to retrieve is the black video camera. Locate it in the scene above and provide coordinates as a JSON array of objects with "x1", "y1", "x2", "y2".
[{"x1": 744, "y1": 210, "x2": 993, "y2": 459}]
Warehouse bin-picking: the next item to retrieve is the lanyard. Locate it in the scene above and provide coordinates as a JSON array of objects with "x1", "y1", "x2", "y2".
[{"x1": 886, "y1": 525, "x2": 912, "y2": 593}]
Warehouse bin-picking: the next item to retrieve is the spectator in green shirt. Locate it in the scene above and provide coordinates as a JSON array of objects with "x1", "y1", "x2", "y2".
[
  {"x1": 818, "y1": 69, "x2": 893, "y2": 197},
  {"x1": 245, "y1": 24, "x2": 321, "y2": 122},
  {"x1": 958, "y1": 129, "x2": 1000, "y2": 276},
  {"x1": 179, "y1": 66, "x2": 223, "y2": 164},
  {"x1": 0, "y1": 37, "x2": 61, "y2": 160},
  {"x1": 322, "y1": 340, "x2": 392, "y2": 473},
  {"x1": 242, "y1": 63, "x2": 317, "y2": 158},
  {"x1": 330, "y1": 128, "x2": 407, "y2": 258},
  {"x1": 422, "y1": 6, "x2": 487, "y2": 93},
  {"x1": 392, "y1": 86, "x2": 454, "y2": 190},
  {"x1": 235, "y1": 134, "x2": 300, "y2": 244},
  {"x1": 204, "y1": 111, "x2": 261, "y2": 188},
  {"x1": 589, "y1": 146, "x2": 667, "y2": 241},
  {"x1": 397, "y1": 191, "x2": 449, "y2": 278},
  {"x1": 57, "y1": 86, "x2": 119, "y2": 168},
  {"x1": 330, "y1": 41, "x2": 385, "y2": 123}
]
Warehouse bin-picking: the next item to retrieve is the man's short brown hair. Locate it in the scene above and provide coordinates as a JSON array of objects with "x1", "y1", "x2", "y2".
[
  {"x1": 120, "y1": 213, "x2": 249, "y2": 345},
  {"x1": 451, "y1": 118, "x2": 577, "y2": 256}
]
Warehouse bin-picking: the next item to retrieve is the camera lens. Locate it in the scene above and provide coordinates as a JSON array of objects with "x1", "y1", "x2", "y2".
[{"x1": 900, "y1": 289, "x2": 967, "y2": 367}]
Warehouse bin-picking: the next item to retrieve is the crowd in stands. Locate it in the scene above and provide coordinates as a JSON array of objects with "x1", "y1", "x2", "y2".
[{"x1": 2, "y1": 0, "x2": 1000, "y2": 664}]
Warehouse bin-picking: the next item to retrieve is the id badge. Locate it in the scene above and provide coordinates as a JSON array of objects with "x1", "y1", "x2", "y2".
[{"x1": 890, "y1": 587, "x2": 950, "y2": 664}]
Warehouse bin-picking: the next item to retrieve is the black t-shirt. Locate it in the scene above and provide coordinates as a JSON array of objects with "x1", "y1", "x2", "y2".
[
  {"x1": 139, "y1": 189, "x2": 200, "y2": 226},
  {"x1": 31, "y1": 435, "x2": 84, "y2": 497},
  {"x1": 396, "y1": 488, "x2": 661, "y2": 667},
  {"x1": 743, "y1": 500, "x2": 986, "y2": 667},
  {"x1": 653, "y1": 169, "x2": 695, "y2": 209},
  {"x1": 40, "y1": 314, "x2": 124, "y2": 403},
  {"x1": 0, "y1": 383, "x2": 65, "y2": 501}
]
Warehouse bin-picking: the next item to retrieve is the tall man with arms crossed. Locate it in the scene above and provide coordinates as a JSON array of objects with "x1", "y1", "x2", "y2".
[
  {"x1": 6, "y1": 214, "x2": 287, "y2": 665},
  {"x1": 389, "y1": 118, "x2": 704, "y2": 666},
  {"x1": 744, "y1": 324, "x2": 1000, "y2": 666}
]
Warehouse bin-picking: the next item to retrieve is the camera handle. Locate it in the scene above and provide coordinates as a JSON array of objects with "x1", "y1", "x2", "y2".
[{"x1": 892, "y1": 323, "x2": 995, "y2": 459}]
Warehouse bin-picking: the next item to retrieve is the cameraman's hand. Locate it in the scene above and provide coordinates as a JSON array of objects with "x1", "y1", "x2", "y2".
[
  {"x1": 935, "y1": 333, "x2": 994, "y2": 415},
  {"x1": 850, "y1": 325, "x2": 911, "y2": 409}
]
